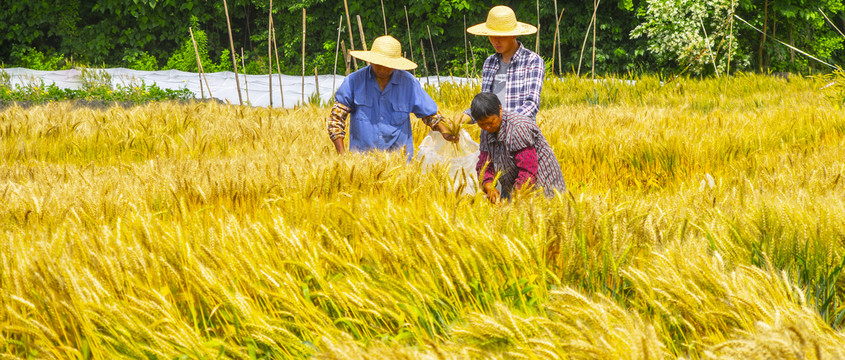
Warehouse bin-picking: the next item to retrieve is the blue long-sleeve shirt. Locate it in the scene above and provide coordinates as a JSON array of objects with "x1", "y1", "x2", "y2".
[{"x1": 331, "y1": 66, "x2": 441, "y2": 160}]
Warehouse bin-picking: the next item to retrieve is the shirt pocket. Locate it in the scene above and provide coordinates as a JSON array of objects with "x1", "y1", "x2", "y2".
[
  {"x1": 389, "y1": 102, "x2": 411, "y2": 126},
  {"x1": 353, "y1": 97, "x2": 373, "y2": 122}
]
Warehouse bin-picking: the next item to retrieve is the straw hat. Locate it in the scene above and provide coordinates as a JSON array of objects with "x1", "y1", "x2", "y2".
[
  {"x1": 349, "y1": 36, "x2": 417, "y2": 71},
  {"x1": 467, "y1": 6, "x2": 537, "y2": 36}
]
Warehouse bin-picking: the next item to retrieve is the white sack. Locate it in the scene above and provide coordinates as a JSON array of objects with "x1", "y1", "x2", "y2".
[{"x1": 417, "y1": 129, "x2": 480, "y2": 195}]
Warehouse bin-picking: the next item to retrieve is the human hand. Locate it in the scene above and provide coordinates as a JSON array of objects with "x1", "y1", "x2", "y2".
[
  {"x1": 332, "y1": 138, "x2": 346, "y2": 154},
  {"x1": 436, "y1": 121, "x2": 459, "y2": 143},
  {"x1": 482, "y1": 182, "x2": 500, "y2": 204}
]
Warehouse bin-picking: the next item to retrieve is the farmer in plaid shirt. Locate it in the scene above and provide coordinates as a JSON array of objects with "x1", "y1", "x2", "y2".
[
  {"x1": 460, "y1": 6, "x2": 545, "y2": 123},
  {"x1": 472, "y1": 93, "x2": 566, "y2": 203}
]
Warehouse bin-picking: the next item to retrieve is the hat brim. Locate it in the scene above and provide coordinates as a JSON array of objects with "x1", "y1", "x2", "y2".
[
  {"x1": 467, "y1": 22, "x2": 537, "y2": 36},
  {"x1": 349, "y1": 51, "x2": 417, "y2": 71}
]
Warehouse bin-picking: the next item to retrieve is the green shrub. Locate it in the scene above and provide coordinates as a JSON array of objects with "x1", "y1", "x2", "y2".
[
  {"x1": 123, "y1": 51, "x2": 159, "y2": 71},
  {"x1": 10, "y1": 47, "x2": 66, "y2": 71}
]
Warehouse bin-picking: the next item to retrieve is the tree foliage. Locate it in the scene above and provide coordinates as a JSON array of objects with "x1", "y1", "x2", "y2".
[{"x1": 0, "y1": 0, "x2": 843, "y2": 75}]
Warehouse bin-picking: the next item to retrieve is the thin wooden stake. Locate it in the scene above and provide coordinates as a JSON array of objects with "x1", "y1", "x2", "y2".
[
  {"x1": 301, "y1": 8, "x2": 306, "y2": 106},
  {"x1": 241, "y1": 48, "x2": 250, "y2": 105},
  {"x1": 333, "y1": 16, "x2": 342, "y2": 96},
  {"x1": 314, "y1": 66, "x2": 320, "y2": 103},
  {"x1": 426, "y1": 25, "x2": 440, "y2": 85},
  {"x1": 357, "y1": 15, "x2": 368, "y2": 51},
  {"x1": 341, "y1": 40, "x2": 350, "y2": 75},
  {"x1": 420, "y1": 39, "x2": 430, "y2": 85},
  {"x1": 380, "y1": 0, "x2": 388, "y2": 35},
  {"x1": 267, "y1": 0, "x2": 273, "y2": 107},
  {"x1": 189, "y1": 27, "x2": 211, "y2": 99},
  {"x1": 577, "y1": 0, "x2": 600, "y2": 77},
  {"x1": 343, "y1": 0, "x2": 358, "y2": 69},
  {"x1": 698, "y1": 14, "x2": 720, "y2": 77},
  {"x1": 463, "y1": 15, "x2": 470, "y2": 78},
  {"x1": 271, "y1": 17, "x2": 284, "y2": 107},
  {"x1": 469, "y1": 40, "x2": 479, "y2": 82},
  {"x1": 223, "y1": 0, "x2": 243, "y2": 105},
  {"x1": 727, "y1": 0, "x2": 735, "y2": 77},
  {"x1": 592, "y1": 0, "x2": 598, "y2": 79},
  {"x1": 554, "y1": 1, "x2": 563, "y2": 75},
  {"x1": 404, "y1": 6, "x2": 415, "y2": 76},
  {"x1": 535, "y1": 0, "x2": 541, "y2": 53}
]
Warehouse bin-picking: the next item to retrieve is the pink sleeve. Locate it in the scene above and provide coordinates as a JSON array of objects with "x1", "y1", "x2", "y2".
[{"x1": 513, "y1": 146, "x2": 538, "y2": 188}]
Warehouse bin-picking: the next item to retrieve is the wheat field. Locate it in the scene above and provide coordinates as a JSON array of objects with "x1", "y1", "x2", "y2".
[{"x1": 1, "y1": 74, "x2": 844, "y2": 359}]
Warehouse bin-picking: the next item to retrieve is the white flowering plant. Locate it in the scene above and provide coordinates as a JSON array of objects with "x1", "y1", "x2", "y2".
[{"x1": 632, "y1": 0, "x2": 749, "y2": 75}]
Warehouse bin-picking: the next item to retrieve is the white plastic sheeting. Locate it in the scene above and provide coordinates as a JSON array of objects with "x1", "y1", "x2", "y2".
[
  {"x1": 417, "y1": 129, "x2": 480, "y2": 196},
  {"x1": 2, "y1": 67, "x2": 475, "y2": 108}
]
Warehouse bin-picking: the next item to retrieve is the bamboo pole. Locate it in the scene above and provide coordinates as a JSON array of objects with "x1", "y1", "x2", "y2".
[
  {"x1": 222, "y1": 0, "x2": 243, "y2": 105},
  {"x1": 469, "y1": 40, "x2": 478, "y2": 81},
  {"x1": 190, "y1": 29, "x2": 204, "y2": 99},
  {"x1": 241, "y1": 48, "x2": 250, "y2": 105},
  {"x1": 426, "y1": 25, "x2": 440, "y2": 85},
  {"x1": 463, "y1": 15, "x2": 470, "y2": 78},
  {"x1": 819, "y1": 7, "x2": 845, "y2": 38},
  {"x1": 420, "y1": 39, "x2": 430, "y2": 85},
  {"x1": 577, "y1": 0, "x2": 600, "y2": 77},
  {"x1": 592, "y1": 0, "x2": 598, "y2": 79},
  {"x1": 267, "y1": 0, "x2": 273, "y2": 107},
  {"x1": 341, "y1": 40, "x2": 350, "y2": 75},
  {"x1": 189, "y1": 27, "x2": 211, "y2": 99},
  {"x1": 357, "y1": 15, "x2": 368, "y2": 52},
  {"x1": 301, "y1": 8, "x2": 306, "y2": 106},
  {"x1": 271, "y1": 17, "x2": 284, "y2": 108},
  {"x1": 404, "y1": 6, "x2": 415, "y2": 76},
  {"x1": 380, "y1": 0, "x2": 388, "y2": 35},
  {"x1": 535, "y1": 0, "x2": 541, "y2": 53},
  {"x1": 727, "y1": 0, "x2": 735, "y2": 76},
  {"x1": 698, "y1": 15, "x2": 719, "y2": 77},
  {"x1": 759, "y1": 0, "x2": 769, "y2": 72},
  {"x1": 554, "y1": 1, "x2": 563, "y2": 75},
  {"x1": 314, "y1": 66, "x2": 320, "y2": 103},
  {"x1": 333, "y1": 16, "x2": 342, "y2": 96},
  {"x1": 343, "y1": 0, "x2": 358, "y2": 70}
]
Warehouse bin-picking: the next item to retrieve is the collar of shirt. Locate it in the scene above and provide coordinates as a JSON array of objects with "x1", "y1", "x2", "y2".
[
  {"x1": 366, "y1": 65, "x2": 402, "y2": 94},
  {"x1": 493, "y1": 41, "x2": 527, "y2": 66},
  {"x1": 484, "y1": 112, "x2": 513, "y2": 146}
]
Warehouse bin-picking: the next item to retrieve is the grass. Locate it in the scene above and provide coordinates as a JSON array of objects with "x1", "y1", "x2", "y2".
[{"x1": 0, "y1": 74, "x2": 844, "y2": 359}]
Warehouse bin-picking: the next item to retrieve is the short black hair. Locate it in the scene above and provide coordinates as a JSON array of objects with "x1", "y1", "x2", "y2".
[{"x1": 470, "y1": 92, "x2": 501, "y2": 121}]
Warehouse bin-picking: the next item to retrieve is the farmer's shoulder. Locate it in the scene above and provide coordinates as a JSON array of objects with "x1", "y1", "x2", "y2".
[
  {"x1": 505, "y1": 111, "x2": 535, "y2": 128},
  {"x1": 517, "y1": 47, "x2": 543, "y2": 66},
  {"x1": 346, "y1": 66, "x2": 372, "y2": 82},
  {"x1": 391, "y1": 69, "x2": 419, "y2": 84}
]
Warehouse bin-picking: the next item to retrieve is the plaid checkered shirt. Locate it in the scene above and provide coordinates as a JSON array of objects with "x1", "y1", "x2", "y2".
[
  {"x1": 476, "y1": 111, "x2": 566, "y2": 199},
  {"x1": 466, "y1": 42, "x2": 545, "y2": 122}
]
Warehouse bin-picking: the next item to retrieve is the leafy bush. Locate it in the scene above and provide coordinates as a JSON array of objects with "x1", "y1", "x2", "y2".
[
  {"x1": 123, "y1": 51, "x2": 159, "y2": 71},
  {"x1": 9, "y1": 47, "x2": 66, "y2": 71},
  {"x1": 631, "y1": 0, "x2": 746, "y2": 75},
  {"x1": 0, "y1": 76, "x2": 194, "y2": 105}
]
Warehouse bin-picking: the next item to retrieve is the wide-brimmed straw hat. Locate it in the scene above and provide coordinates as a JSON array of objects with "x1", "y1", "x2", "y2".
[
  {"x1": 467, "y1": 6, "x2": 537, "y2": 36},
  {"x1": 349, "y1": 36, "x2": 417, "y2": 71}
]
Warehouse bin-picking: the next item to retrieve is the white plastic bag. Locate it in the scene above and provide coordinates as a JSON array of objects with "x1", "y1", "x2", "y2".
[{"x1": 416, "y1": 129, "x2": 480, "y2": 195}]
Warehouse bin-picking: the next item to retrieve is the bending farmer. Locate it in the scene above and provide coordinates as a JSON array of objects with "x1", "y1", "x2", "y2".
[
  {"x1": 472, "y1": 93, "x2": 566, "y2": 203},
  {"x1": 327, "y1": 35, "x2": 455, "y2": 160},
  {"x1": 461, "y1": 5, "x2": 545, "y2": 123}
]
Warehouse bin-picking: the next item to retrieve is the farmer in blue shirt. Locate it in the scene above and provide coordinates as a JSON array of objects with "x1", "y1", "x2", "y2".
[{"x1": 327, "y1": 35, "x2": 456, "y2": 160}]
